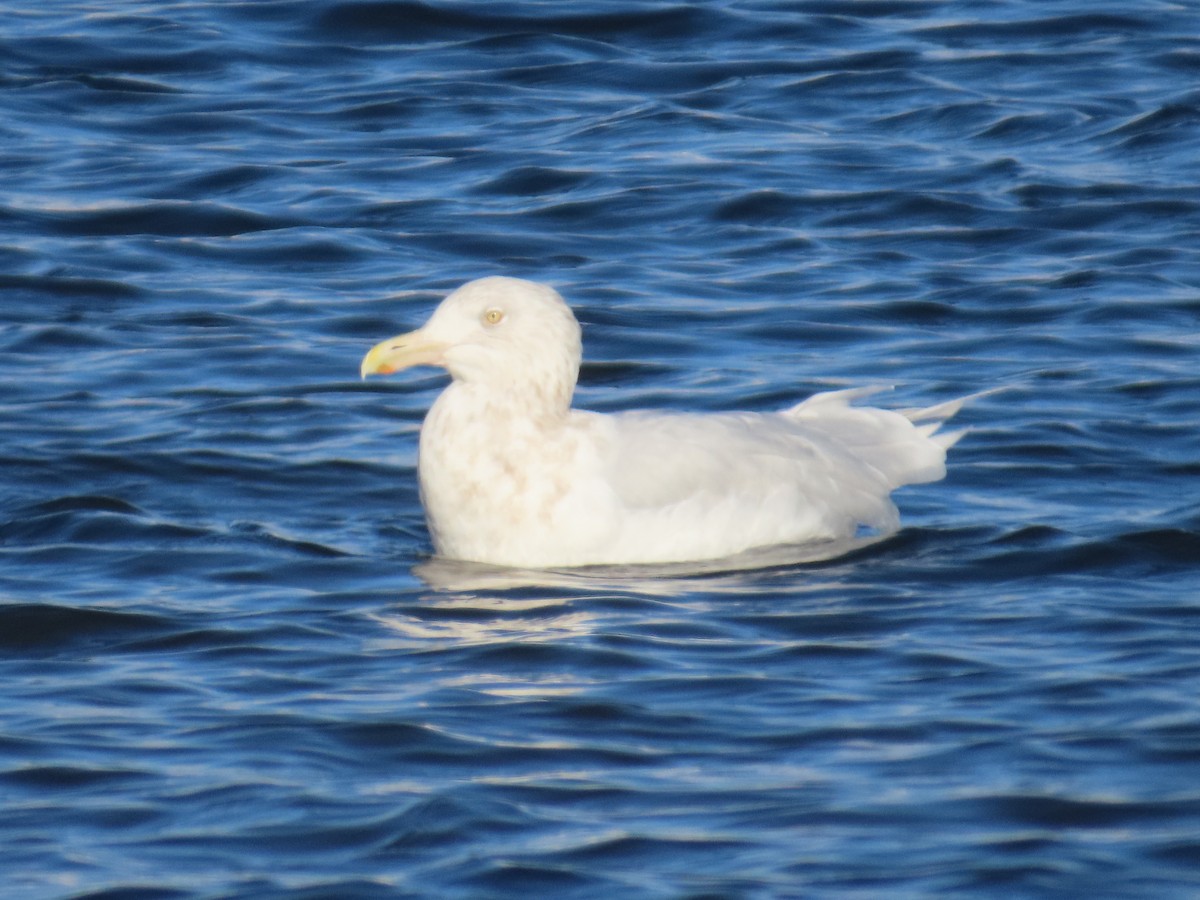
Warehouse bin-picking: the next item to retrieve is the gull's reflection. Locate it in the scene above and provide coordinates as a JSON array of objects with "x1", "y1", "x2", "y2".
[
  {"x1": 412, "y1": 534, "x2": 888, "y2": 595},
  {"x1": 365, "y1": 536, "x2": 888, "y2": 652},
  {"x1": 366, "y1": 595, "x2": 600, "y2": 649}
]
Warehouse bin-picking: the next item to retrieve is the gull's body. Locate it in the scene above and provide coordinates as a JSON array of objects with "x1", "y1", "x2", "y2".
[{"x1": 361, "y1": 277, "x2": 964, "y2": 569}]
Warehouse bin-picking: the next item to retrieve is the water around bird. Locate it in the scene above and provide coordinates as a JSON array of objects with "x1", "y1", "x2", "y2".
[{"x1": 2, "y1": 1, "x2": 1199, "y2": 897}]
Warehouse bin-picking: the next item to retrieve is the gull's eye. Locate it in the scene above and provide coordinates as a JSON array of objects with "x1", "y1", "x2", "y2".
[{"x1": 483, "y1": 308, "x2": 504, "y2": 326}]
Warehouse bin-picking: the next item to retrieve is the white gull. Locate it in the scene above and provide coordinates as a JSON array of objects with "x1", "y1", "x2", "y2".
[{"x1": 361, "y1": 276, "x2": 965, "y2": 569}]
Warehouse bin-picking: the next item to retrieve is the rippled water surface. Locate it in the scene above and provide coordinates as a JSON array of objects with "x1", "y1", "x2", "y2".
[{"x1": 3, "y1": 1, "x2": 1200, "y2": 897}]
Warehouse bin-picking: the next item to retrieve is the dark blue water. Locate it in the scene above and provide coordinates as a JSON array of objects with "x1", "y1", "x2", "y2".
[{"x1": 3, "y1": 1, "x2": 1200, "y2": 897}]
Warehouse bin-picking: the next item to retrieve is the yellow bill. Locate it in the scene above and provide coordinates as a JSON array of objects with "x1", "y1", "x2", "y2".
[{"x1": 360, "y1": 329, "x2": 447, "y2": 379}]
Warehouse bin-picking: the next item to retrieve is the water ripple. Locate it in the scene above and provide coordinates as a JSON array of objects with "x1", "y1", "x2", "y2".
[{"x1": 2, "y1": 0, "x2": 1199, "y2": 897}]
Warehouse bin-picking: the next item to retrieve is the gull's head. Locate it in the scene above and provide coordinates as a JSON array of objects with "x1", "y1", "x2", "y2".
[{"x1": 360, "y1": 276, "x2": 583, "y2": 411}]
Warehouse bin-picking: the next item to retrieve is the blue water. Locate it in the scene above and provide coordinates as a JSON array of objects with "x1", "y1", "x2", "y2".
[{"x1": 3, "y1": 1, "x2": 1200, "y2": 896}]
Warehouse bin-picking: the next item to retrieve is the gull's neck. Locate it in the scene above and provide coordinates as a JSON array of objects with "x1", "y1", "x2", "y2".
[{"x1": 438, "y1": 378, "x2": 573, "y2": 425}]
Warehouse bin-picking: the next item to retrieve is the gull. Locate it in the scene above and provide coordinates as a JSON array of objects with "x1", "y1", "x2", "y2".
[{"x1": 361, "y1": 277, "x2": 965, "y2": 569}]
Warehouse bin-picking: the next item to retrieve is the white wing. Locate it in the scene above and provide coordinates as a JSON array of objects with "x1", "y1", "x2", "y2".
[{"x1": 597, "y1": 389, "x2": 960, "y2": 545}]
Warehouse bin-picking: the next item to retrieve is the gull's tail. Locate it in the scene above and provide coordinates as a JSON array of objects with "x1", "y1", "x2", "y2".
[
  {"x1": 901, "y1": 394, "x2": 969, "y2": 451},
  {"x1": 785, "y1": 387, "x2": 980, "y2": 489}
]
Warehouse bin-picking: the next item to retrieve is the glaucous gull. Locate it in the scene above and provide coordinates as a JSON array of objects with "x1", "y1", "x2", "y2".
[{"x1": 361, "y1": 277, "x2": 965, "y2": 569}]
